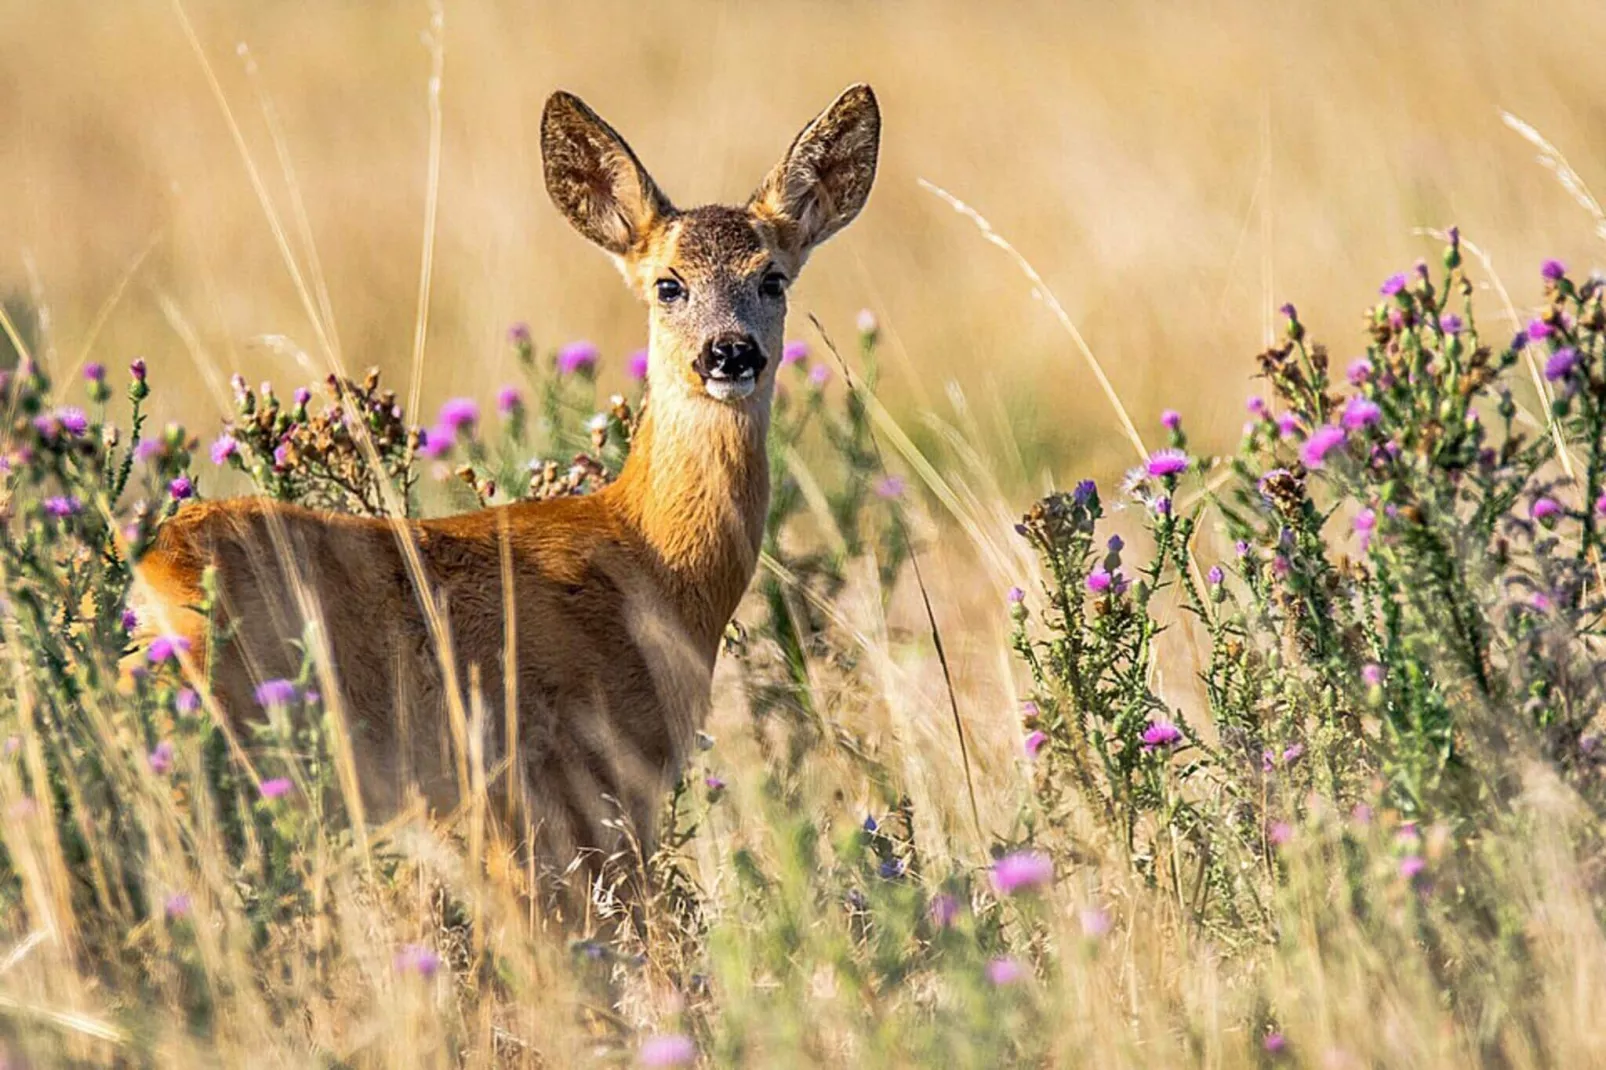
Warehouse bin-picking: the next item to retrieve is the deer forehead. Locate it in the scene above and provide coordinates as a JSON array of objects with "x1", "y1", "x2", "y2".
[{"x1": 641, "y1": 207, "x2": 786, "y2": 285}]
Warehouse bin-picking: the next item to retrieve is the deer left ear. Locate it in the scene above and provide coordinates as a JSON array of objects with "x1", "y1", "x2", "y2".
[{"x1": 749, "y1": 84, "x2": 880, "y2": 259}]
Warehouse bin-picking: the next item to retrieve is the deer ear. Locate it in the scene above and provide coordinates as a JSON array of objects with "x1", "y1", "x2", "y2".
[
  {"x1": 749, "y1": 84, "x2": 880, "y2": 258},
  {"x1": 542, "y1": 92, "x2": 674, "y2": 257}
]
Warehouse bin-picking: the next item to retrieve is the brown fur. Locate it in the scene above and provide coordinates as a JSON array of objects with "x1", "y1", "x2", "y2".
[{"x1": 135, "y1": 85, "x2": 880, "y2": 889}]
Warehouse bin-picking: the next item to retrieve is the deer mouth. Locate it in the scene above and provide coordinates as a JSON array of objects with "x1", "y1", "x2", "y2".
[{"x1": 703, "y1": 370, "x2": 759, "y2": 401}]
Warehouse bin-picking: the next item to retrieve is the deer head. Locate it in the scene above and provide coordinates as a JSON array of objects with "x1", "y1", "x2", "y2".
[{"x1": 540, "y1": 85, "x2": 880, "y2": 406}]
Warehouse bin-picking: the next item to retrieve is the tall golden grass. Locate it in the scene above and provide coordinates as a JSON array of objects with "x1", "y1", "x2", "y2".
[{"x1": 5, "y1": 3, "x2": 1606, "y2": 1066}]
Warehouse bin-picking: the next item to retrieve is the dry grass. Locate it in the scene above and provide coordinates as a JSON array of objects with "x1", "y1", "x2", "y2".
[
  {"x1": 6, "y1": 3, "x2": 1606, "y2": 1066},
  {"x1": 7, "y1": 1, "x2": 1606, "y2": 474}
]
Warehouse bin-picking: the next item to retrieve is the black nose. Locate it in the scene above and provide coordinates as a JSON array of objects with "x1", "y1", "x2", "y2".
[{"x1": 699, "y1": 334, "x2": 767, "y2": 380}]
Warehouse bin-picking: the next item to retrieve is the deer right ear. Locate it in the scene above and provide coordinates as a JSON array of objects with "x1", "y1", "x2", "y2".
[
  {"x1": 541, "y1": 92, "x2": 673, "y2": 257},
  {"x1": 749, "y1": 84, "x2": 881, "y2": 260}
]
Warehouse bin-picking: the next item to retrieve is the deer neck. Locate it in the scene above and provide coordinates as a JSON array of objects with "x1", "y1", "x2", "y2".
[{"x1": 604, "y1": 388, "x2": 771, "y2": 648}]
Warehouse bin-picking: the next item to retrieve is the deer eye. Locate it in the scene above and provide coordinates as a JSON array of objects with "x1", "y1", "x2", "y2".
[
  {"x1": 655, "y1": 278, "x2": 685, "y2": 304},
  {"x1": 759, "y1": 272, "x2": 788, "y2": 299}
]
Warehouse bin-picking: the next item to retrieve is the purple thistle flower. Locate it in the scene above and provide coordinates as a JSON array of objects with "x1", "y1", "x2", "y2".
[
  {"x1": 1542, "y1": 258, "x2": 1567, "y2": 281},
  {"x1": 176, "y1": 688, "x2": 200, "y2": 714},
  {"x1": 1361, "y1": 663, "x2": 1384, "y2": 686},
  {"x1": 292, "y1": 387, "x2": 311, "y2": 408},
  {"x1": 134, "y1": 438, "x2": 163, "y2": 463},
  {"x1": 1020, "y1": 700, "x2": 1040, "y2": 720},
  {"x1": 808, "y1": 363, "x2": 832, "y2": 387},
  {"x1": 30, "y1": 414, "x2": 60, "y2": 439},
  {"x1": 1154, "y1": 496, "x2": 1173, "y2": 518},
  {"x1": 121, "y1": 607, "x2": 138, "y2": 631},
  {"x1": 1160, "y1": 409, "x2": 1182, "y2": 431},
  {"x1": 781, "y1": 340, "x2": 809, "y2": 366},
  {"x1": 254, "y1": 679, "x2": 298, "y2": 707},
  {"x1": 628, "y1": 349, "x2": 650, "y2": 380},
  {"x1": 990, "y1": 851, "x2": 1053, "y2": 895},
  {"x1": 1439, "y1": 312, "x2": 1463, "y2": 334},
  {"x1": 1354, "y1": 507, "x2": 1377, "y2": 535},
  {"x1": 164, "y1": 893, "x2": 191, "y2": 920},
  {"x1": 1279, "y1": 302, "x2": 1297, "y2": 320},
  {"x1": 1532, "y1": 591, "x2": 1554, "y2": 613},
  {"x1": 1086, "y1": 568, "x2": 1113, "y2": 593},
  {"x1": 1145, "y1": 448, "x2": 1189, "y2": 478},
  {"x1": 1300, "y1": 425, "x2": 1348, "y2": 469},
  {"x1": 1268, "y1": 821, "x2": 1293, "y2": 846},
  {"x1": 1235, "y1": 539, "x2": 1252, "y2": 557},
  {"x1": 43, "y1": 496, "x2": 82, "y2": 518},
  {"x1": 148, "y1": 740, "x2": 175, "y2": 775},
  {"x1": 1531, "y1": 497, "x2": 1564, "y2": 523},
  {"x1": 1263, "y1": 1033, "x2": 1287, "y2": 1054},
  {"x1": 507, "y1": 322, "x2": 532, "y2": 347},
  {"x1": 258, "y1": 777, "x2": 292, "y2": 800},
  {"x1": 1276, "y1": 412, "x2": 1301, "y2": 439},
  {"x1": 1080, "y1": 907, "x2": 1112, "y2": 938},
  {"x1": 147, "y1": 635, "x2": 192, "y2": 663},
  {"x1": 1107, "y1": 534, "x2": 1124, "y2": 552},
  {"x1": 1527, "y1": 319, "x2": 1553, "y2": 342},
  {"x1": 1379, "y1": 273, "x2": 1408, "y2": 297},
  {"x1": 210, "y1": 434, "x2": 238, "y2": 465},
  {"x1": 1247, "y1": 395, "x2": 1267, "y2": 417},
  {"x1": 1272, "y1": 554, "x2": 1291, "y2": 578},
  {"x1": 1207, "y1": 565, "x2": 1224, "y2": 585},
  {"x1": 1597, "y1": 492, "x2": 1606, "y2": 516},
  {"x1": 417, "y1": 427, "x2": 451, "y2": 460},
  {"x1": 496, "y1": 386, "x2": 522, "y2": 415},
  {"x1": 57, "y1": 407, "x2": 89, "y2": 436},
  {"x1": 1282, "y1": 743, "x2": 1304, "y2": 764},
  {"x1": 1072, "y1": 479, "x2": 1097, "y2": 505},
  {"x1": 557, "y1": 340, "x2": 599, "y2": 375},
  {"x1": 1399, "y1": 854, "x2": 1427, "y2": 880},
  {"x1": 929, "y1": 892, "x2": 960, "y2": 929},
  {"x1": 638, "y1": 1034, "x2": 696, "y2": 1067},
  {"x1": 704, "y1": 775, "x2": 726, "y2": 794},
  {"x1": 437, "y1": 398, "x2": 479, "y2": 432},
  {"x1": 1544, "y1": 347, "x2": 1579, "y2": 381},
  {"x1": 83, "y1": 362, "x2": 106, "y2": 383},
  {"x1": 985, "y1": 957, "x2": 1026, "y2": 986},
  {"x1": 1341, "y1": 396, "x2": 1382, "y2": 430},
  {"x1": 874, "y1": 474, "x2": 906, "y2": 499},
  {"x1": 1024, "y1": 730, "x2": 1048, "y2": 758},
  {"x1": 1007, "y1": 586, "x2": 1025, "y2": 605},
  {"x1": 1346, "y1": 358, "x2": 1374, "y2": 385},
  {"x1": 1141, "y1": 721, "x2": 1184, "y2": 752},
  {"x1": 394, "y1": 943, "x2": 441, "y2": 980},
  {"x1": 130, "y1": 358, "x2": 147, "y2": 382},
  {"x1": 168, "y1": 476, "x2": 194, "y2": 501}
]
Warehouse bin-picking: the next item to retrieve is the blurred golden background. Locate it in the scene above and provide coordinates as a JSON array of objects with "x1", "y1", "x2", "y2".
[{"x1": 5, "y1": 0, "x2": 1606, "y2": 481}]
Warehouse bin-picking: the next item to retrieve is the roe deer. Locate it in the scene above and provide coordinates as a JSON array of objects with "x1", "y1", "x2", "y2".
[{"x1": 135, "y1": 84, "x2": 881, "y2": 893}]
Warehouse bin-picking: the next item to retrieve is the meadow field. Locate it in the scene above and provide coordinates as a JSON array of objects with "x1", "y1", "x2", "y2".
[{"x1": 5, "y1": 1, "x2": 1606, "y2": 1066}]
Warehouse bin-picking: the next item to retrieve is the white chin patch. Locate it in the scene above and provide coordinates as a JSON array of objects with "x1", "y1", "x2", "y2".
[{"x1": 704, "y1": 375, "x2": 757, "y2": 401}]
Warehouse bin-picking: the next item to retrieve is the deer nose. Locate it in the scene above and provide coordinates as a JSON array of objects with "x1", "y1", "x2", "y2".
[{"x1": 699, "y1": 334, "x2": 767, "y2": 380}]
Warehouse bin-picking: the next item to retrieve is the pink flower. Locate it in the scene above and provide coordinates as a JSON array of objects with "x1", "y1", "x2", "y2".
[
  {"x1": 1300, "y1": 425, "x2": 1348, "y2": 469},
  {"x1": 990, "y1": 851, "x2": 1053, "y2": 895},
  {"x1": 147, "y1": 635, "x2": 192, "y2": 664},
  {"x1": 1346, "y1": 358, "x2": 1374, "y2": 385},
  {"x1": 1079, "y1": 907, "x2": 1112, "y2": 938},
  {"x1": 1399, "y1": 855, "x2": 1427, "y2": 880},
  {"x1": 1268, "y1": 821, "x2": 1293, "y2": 846},
  {"x1": 164, "y1": 892, "x2": 191, "y2": 920},
  {"x1": 874, "y1": 475, "x2": 906, "y2": 499},
  {"x1": 639, "y1": 1034, "x2": 696, "y2": 1067},
  {"x1": 1341, "y1": 396, "x2": 1381, "y2": 430},
  {"x1": 1247, "y1": 395, "x2": 1268, "y2": 417},
  {"x1": 258, "y1": 777, "x2": 293, "y2": 800},
  {"x1": 496, "y1": 386, "x2": 523, "y2": 415},
  {"x1": 437, "y1": 398, "x2": 479, "y2": 432},
  {"x1": 394, "y1": 943, "x2": 441, "y2": 979},
  {"x1": 628, "y1": 349, "x2": 650, "y2": 380},
  {"x1": 1086, "y1": 568, "x2": 1113, "y2": 593},
  {"x1": 1141, "y1": 721, "x2": 1183, "y2": 751},
  {"x1": 210, "y1": 434, "x2": 239, "y2": 465},
  {"x1": 781, "y1": 340, "x2": 809, "y2": 366},
  {"x1": 808, "y1": 364, "x2": 831, "y2": 388},
  {"x1": 168, "y1": 476, "x2": 194, "y2": 501},
  {"x1": 928, "y1": 892, "x2": 960, "y2": 929},
  {"x1": 557, "y1": 341, "x2": 600, "y2": 375},
  {"x1": 1263, "y1": 1033, "x2": 1287, "y2": 1054},
  {"x1": 1160, "y1": 409, "x2": 1182, "y2": 431},
  {"x1": 1007, "y1": 586, "x2": 1026, "y2": 605},
  {"x1": 985, "y1": 956, "x2": 1026, "y2": 986},
  {"x1": 148, "y1": 740, "x2": 175, "y2": 775},
  {"x1": 1276, "y1": 412, "x2": 1301, "y2": 439},
  {"x1": 1531, "y1": 497, "x2": 1563, "y2": 524},
  {"x1": 1145, "y1": 448, "x2": 1189, "y2": 478},
  {"x1": 1024, "y1": 730, "x2": 1048, "y2": 758}
]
